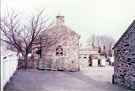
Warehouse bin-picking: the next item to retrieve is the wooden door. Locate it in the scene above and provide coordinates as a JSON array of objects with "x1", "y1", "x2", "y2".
[
  {"x1": 56, "y1": 58, "x2": 65, "y2": 71},
  {"x1": 89, "y1": 56, "x2": 92, "y2": 66}
]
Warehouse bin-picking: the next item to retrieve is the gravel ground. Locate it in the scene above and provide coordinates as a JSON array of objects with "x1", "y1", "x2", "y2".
[{"x1": 4, "y1": 66, "x2": 130, "y2": 91}]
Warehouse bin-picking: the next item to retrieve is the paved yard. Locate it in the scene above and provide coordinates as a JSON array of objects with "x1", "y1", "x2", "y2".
[{"x1": 4, "y1": 66, "x2": 130, "y2": 91}]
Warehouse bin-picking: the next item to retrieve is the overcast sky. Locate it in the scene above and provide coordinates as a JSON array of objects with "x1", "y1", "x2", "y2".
[{"x1": 2, "y1": 0, "x2": 135, "y2": 47}]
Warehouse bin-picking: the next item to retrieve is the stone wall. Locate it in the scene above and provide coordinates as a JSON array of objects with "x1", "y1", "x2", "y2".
[
  {"x1": 18, "y1": 59, "x2": 40, "y2": 69},
  {"x1": 41, "y1": 25, "x2": 80, "y2": 71},
  {"x1": 113, "y1": 25, "x2": 135, "y2": 89}
]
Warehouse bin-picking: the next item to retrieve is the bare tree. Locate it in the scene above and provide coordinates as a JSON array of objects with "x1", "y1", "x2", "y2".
[
  {"x1": 87, "y1": 34, "x2": 96, "y2": 49},
  {"x1": 0, "y1": 9, "x2": 54, "y2": 69},
  {"x1": 87, "y1": 34, "x2": 116, "y2": 57}
]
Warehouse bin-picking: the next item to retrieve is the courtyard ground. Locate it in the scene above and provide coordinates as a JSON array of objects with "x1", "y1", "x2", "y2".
[{"x1": 4, "y1": 66, "x2": 130, "y2": 91}]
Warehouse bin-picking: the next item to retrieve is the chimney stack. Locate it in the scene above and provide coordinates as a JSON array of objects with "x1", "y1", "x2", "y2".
[{"x1": 56, "y1": 13, "x2": 64, "y2": 26}]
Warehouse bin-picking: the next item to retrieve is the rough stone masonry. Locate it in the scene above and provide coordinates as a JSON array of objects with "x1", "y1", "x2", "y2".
[
  {"x1": 113, "y1": 20, "x2": 135, "y2": 89},
  {"x1": 39, "y1": 14, "x2": 80, "y2": 71}
]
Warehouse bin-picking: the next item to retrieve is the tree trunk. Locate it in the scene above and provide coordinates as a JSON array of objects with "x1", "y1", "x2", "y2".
[{"x1": 24, "y1": 55, "x2": 28, "y2": 69}]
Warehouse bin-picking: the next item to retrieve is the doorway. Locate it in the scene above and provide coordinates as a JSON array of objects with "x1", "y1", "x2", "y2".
[{"x1": 89, "y1": 56, "x2": 92, "y2": 66}]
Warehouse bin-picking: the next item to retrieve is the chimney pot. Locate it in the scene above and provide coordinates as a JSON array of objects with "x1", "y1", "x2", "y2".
[{"x1": 56, "y1": 13, "x2": 64, "y2": 26}]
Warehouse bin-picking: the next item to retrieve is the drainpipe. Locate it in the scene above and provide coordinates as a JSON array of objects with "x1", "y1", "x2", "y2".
[{"x1": 40, "y1": 36, "x2": 42, "y2": 58}]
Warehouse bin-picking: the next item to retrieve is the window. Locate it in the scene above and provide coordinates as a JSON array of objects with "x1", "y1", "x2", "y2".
[
  {"x1": 56, "y1": 45, "x2": 63, "y2": 56},
  {"x1": 84, "y1": 57, "x2": 87, "y2": 59}
]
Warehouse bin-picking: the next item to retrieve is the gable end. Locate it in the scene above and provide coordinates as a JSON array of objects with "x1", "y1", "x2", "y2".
[{"x1": 112, "y1": 20, "x2": 135, "y2": 49}]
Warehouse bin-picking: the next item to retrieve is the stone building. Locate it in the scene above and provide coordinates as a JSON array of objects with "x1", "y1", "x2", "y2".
[
  {"x1": 79, "y1": 48, "x2": 100, "y2": 67},
  {"x1": 113, "y1": 20, "x2": 135, "y2": 89},
  {"x1": 38, "y1": 14, "x2": 80, "y2": 71}
]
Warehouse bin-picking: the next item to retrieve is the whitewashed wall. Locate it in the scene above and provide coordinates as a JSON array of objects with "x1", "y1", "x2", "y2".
[{"x1": 1, "y1": 49, "x2": 18, "y2": 90}]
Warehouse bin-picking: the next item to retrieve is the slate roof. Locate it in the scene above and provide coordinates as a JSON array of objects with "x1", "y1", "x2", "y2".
[{"x1": 79, "y1": 49, "x2": 99, "y2": 55}]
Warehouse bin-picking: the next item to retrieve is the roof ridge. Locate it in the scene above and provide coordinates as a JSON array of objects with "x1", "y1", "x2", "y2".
[{"x1": 113, "y1": 20, "x2": 135, "y2": 49}]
